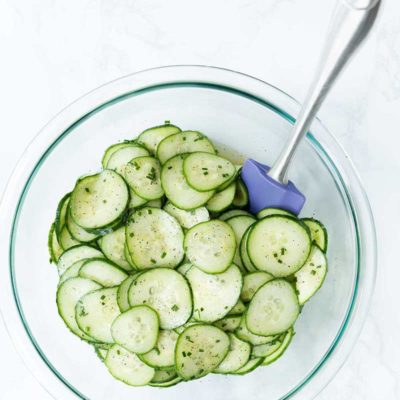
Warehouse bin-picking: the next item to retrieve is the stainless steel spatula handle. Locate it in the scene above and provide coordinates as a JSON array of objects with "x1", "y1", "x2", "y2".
[{"x1": 268, "y1": 0, "x2": 381, "y2": 184}]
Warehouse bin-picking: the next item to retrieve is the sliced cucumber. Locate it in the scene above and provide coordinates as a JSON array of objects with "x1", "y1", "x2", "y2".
[
  {"x1": 70, "y1": 170, "x2": 129, "y2": 231},
  {"x1": 214, "y1": 316, "x2": 242, "y2": 332},
  {"x1": 59, "y1": 260, "x2": 85, "y2": 285},
  {"x1": 128, "y1": 268, "x2": 192, "y2": 329},
  {"x1": 239, "y1": 227, "x2": 257, "y2": 272},
  {"x1": 97, "y1": 226, "x2": 131, "y2": 271},
  {"x1": 144, "y1": 198, "x2": 163, "y2": 208},
  {"x1": 174, "y1": 319, "x2": 199, "y2": 334},
  {"x1": 111, "y1": 305, "x2": 159, "y2": 354},
  {"x1": 59, "y1": 225, "x2": 80, "y2": 250},
  {"x1": 252, "y1": 339, "x2": 282, "y2": 358},
  {"x1": 235, "y1": 317, "x2": 277, "y2": 346},
  {"x1": 256, "y1": 207, "x2": 295, "y2": 219},
  {"x1": 161, "y1": 155, "x2": 214, "y2": 210},
  {"x1": 117, "y1": 274, "x2": 138, "y2": 312},
  {"x1": 219, "y1": 209, "x2": 252, "y2": 221},
  {"x1": 183, "y1": 152, "x2": 236, "y2": 192},
  {"x1": 206, "y1": 183, "x2": 236, "y2": 213},
  {"x1": 246, "y1": 279, "x2": 299, "y2": 336},
  {"x1": 226, "y1": 215, "x2": 256, "y2": 269},
  {"x1": 232, "y1": 357, "x2": 264, "y2": 375},
  {"x1": 56, "y1": 277, "x2": 101, "y2": 342},
  {"x1": 57, "y1": 245, "x2": 104, "y2": 275},
  {"x1": 124, "y1": 243, "x2": 138, "y2": 270},
  {"x1": 227, "y1": 299, "x2": 246, "y2": 316},
  {"x1": 150, "y1": 376, "x2": 182, "y2": 387},
  {"x1": 232, "y1": 179, "x2": 248, "y2": 208},
  {"x1": 48, "y1": 223, "x2": 63, "y2": 263},
  {"x1": 137, "y1": 123, "x2": 182, "y2": 153},
  {"x1": 248, "y1": 216, "x2": 311, "y2": 277},
  {"x1": 302, "y1": 218, "x2": 328, "y2": 252},
  {"x1": 105, "y1": 144, "x2": 149, "y2": 174},
  {"x1": 176, "y1": 262, "x2": 193, "y2": 276},
  {"x1": 294, "y1": 245, "x2": 328, "y2": 305},
  {"x1": 163, "y1": 202, "x2": 209, "y2": 229},
  {"x1": 128, "y1": 189, "x2": 147, "y2": 209},
  {"x1": 150, "y1": 368, "x2": 178, "y2": 384},
  {"x1": 262, "y1": 328, "x2": 294, "y2": 366},
  {"x1": 126, "y1": 207, "x2": 184, "y2": 269},
  {"x1": 124, "y1": 156, "x2": 164, "y2": 200},
  {"x1": 105, "y1": 344, "x2": 155, "y2": 386},
  {"x1": 102, "y1": 141, "x2": 136, "y2": 169},
  {"x1": 186, "y1": 264, "x2": 242, "y2": 323},
  {"x1": 66, "y1": 208, "x2": 99, "y2": 243},
  {"x1": 184, "y1": 220, "x2": 236, "y2": 274},
  {"x1": 94, "y1": 345, "x2": 108, "y2": 361},
  {"x1": 55, "y1": 193, "x2": 71, "y2": 240},
  {"x1": 157, "y1": 131, "x2": 215, "y2": 164},
  {"x1": 241, "y1": 271, "x2": 274, "y2": 303},
  {"x1": 75, "y1": 287, "x2": 120, "y2": 343},
  {"x1": 140, "y1": 330, "x2": 178, "y2": 369},
  {"x1": 175, "y1": 324, "x2": 229, "y2": 380},
  {"x1": 78, "y1": 258, "x2": 128, "y2": 287},
  {"x1": 217, "y1": 165, "x2": 241, "y2": 192}
]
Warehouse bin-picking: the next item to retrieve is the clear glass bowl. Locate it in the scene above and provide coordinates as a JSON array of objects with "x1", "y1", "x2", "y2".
[{"x1": 0, "y1": 66, "x2": 376, "y2": 400}]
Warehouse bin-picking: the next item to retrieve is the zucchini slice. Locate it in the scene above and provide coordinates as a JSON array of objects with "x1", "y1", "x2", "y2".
[
  {"x1": 137, "y1": 123, "x2": 182, "y2": 154},
  {"x1": 111, "y1": 305, "x2": 159, "y2": 354},
  {"x1": 241, "y1": 271, "x2": 274, "y2": 303},
  {"x1": 57, "y1": 245, "x2": 104, "y2": 275},
  {"x1": 105, "y1": 144, "x2": 149, "y2": 174},
  {"x1": 247, "y1": 215, "x2": 311, "y2": 277},
  {"x1": 186, "y1": 264, "x2": 242, "y2": 323},
  {"x1": 105, "y1": 344, "x2": 155, "y2": 386},
  {"x1": 246, "y1": 279, "x2": 300, "y2": 336},
  {"x1": 206, "y1": 183, "x2": 236, "y2": 213},
  {"x1": 175, "y1": 324, "x2": 230, "y2": 380},
  {"x1": 163, "y1": 202, "x2": 209, "y2": 229},
  {"x1": 157, "y1": 131, "x2": 215, "y2": 164},
  {"x1": 70, "y1": 170, "x2": 129, "y2": 231},
  {"x1": 128, "y1": 268, "x2": 192, "y2": 329},
  {"x1": 183, "y1": 152, "x2": 236, "y2": 192},
  {"x1": 78, "y1": 258, "x2": 128, "y2": 287},
  {"x1": 161, "y1": 155, "x2": 214, "y2": 210},
  {"x1": 126, "y1": 207, "x2": 184, "y2": 270},
  {"x1": 302, "y1": 218, "x2": 328, "y2": 252},
  {"x1": 184, "y1": 220, "x2": 236, "y2": 274}
]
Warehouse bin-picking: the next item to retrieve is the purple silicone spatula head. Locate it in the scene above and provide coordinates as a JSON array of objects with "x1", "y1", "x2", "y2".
[{"x1": 241, "y1": 0, "x2": 381, "y2": 215}]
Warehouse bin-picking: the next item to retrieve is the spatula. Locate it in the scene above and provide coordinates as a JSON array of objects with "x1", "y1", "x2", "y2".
[{"x1": 241, "y1": 0, "x2": 381, "y2": 215}]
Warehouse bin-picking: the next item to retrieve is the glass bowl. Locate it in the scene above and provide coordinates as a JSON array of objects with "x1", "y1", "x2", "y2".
[{"x1": 0, "y1": 66, "x2": 376, "y2": 400}]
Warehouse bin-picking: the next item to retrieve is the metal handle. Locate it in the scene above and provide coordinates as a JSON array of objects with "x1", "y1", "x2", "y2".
[{"x1": 268, "y1": 0, "x2": 381, "y2": 184}]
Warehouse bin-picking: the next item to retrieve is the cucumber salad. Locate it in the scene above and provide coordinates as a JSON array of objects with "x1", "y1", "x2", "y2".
[{"x1": 49, "y1": 123, "x2": 328, "y2": 387}]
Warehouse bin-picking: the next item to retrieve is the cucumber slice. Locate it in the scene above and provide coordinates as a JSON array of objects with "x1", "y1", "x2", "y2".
[
  {"x1": 206, "y1": 183, "x2": 236, "y2": 213},
  {"x1": 256, "y1": 207, "x2": 295, "y2": 219},
  {"x1": 241, "y1": 271, "x2": 274, "y2": 303},
  {"x1": 105, "y1": 144, "x2": 149, "y2": 174},
  {"x1": 184, "y1": 220, "x2": 236, "y2": 274},
  {"x1": 183, "y1": 152, "x2": 236, "y2": 192},
  {"x1": 128, "y1": 268, "x2": 192, "y2": 329},
  {"x1": 48, "y1": 223, "x2": 63, "y2": 263},
  {"x1": 186, "y1": 264, "x2": 242, "y2": 323},
  {"x1": 59, "y1": 226, "x2": 80, "y2": 250},
  {"x1": 59, "y1": 260, "x2": 85, "y2": 285},
  {"x1": 97, "y1": 226, "x2": 131, "y2": 271},
  {"x1": 105, "y1": 344, "x2": 155, "y2": 386},
  {"x1": 94, "y1": 346, "x2": 108, "y2": 361},
  {"x1": 128, "y1": 189, "x2": 147, "y2": 209},
  {"x1": 227, "y1": 299, "x2": 246, "y2": 316},
  {"x1": 214, "y1": 333, "x2": 251, "y2": 374},
  {"x1": 111, "y1": 305, "x2": 159, "y2": 354},
  {"x1": 57, "y1": 245, "x2": 104, "y2": 275},
  {"x1": 137, "y1": 123, "x2": 182, "y2": 153},
  {"x1": 117, "y1": 274, "x2": 139, "y2": 312},
  {"x1": 150, "y1": 376, "x2": 182, "y2": 387},
  {"x1": 75, "y1": 287, "x2": 120, "y2": 343},
  {"x1": 232, "y1": 179, "x2": 248, "y2": 208},
  {"x1": 235, "y1": 317, "x2": 278, "y2": 346},
  {"x1": 55, "y1": 193, "x2": 71, "y2": 240},
  {"x1": 70, "y1": 170, "x2": 129, "y2": 231},
  {"x1": 239, "y1": 227, "x2": 257, "y2": 272},
  {"x1": 124, "y1": 157, "x2": 164, "y2": 200},
  {"x1": 219, "y1": 209, "x2": 252, "y2": 221},
  {"x1": 79, "y1": 258, "x2": 128, "y2": 287},
  {"x1": 294, "y1": 245, "x2": 328, "y2": 305},
  {"x1": 302, "y1": 218, "x2": 328, "y2": 252},
  {"x1": 226, "y1": 215, "x2": 256, "y2": 269},
  {"x1": 214, "y1": 316, "x2": 242, "y2": 332},
  {"x1": 124, "y1": 243, "x2": 138, "y2": 270},
  {"x1": 248, "y1": 215, "x2": 311, "y2": 277},
  {"x1": 232, "y1": 357, "x2": 264, "y2": 375},
  {"x1": 150, "y1": 368, "x2": 178, "y2": 384},
  {"x1": 157, "y1": 131, "x2": 215, "y2": 164},
  {"x1": 217, "y1": 165, "x2": 241, "y2": 192},
  {"x1": 66, "y1": 209, "x2": 99, "y2": 243},
  {"x1": 126, "y1": 207, "x2": 184, "y2": 270},
  {"x1": 252, "y1": 339, "x2": 282, "y2": 358},
  {"x1": 56, "y1": 277, "x2": 101, "y2": 342},
  {"x1": 163, "y1": 202, "x2": 209, "y2": 229},
  {"x1": 101, "y1": 141, "x2": 136, "y2": 169},
  {"x1": 246, "y1": 279, "x2": 300, "y2": 336},
  {"x1": 174, "y1": 319, "x2": 199, "y2": 334},
  {"x1": 140, "y1": 330, "x2": 178, "y2": 369},
  {"x1": 144, "y1": 198, "x2": 163, "y2": 208},
  {"x1": 175, "y1": 324, "x2": 230, "y2": 380},
  {"x1": 262, "y1": 328, "x2": 294, "y2": 366},
  {"x1": 161, "y1": 155, "x2": 214, "y2": 210}
]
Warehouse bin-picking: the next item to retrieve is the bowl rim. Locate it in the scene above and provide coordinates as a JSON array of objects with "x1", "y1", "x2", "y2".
[{"x1": 0, "y1": 65, "x2": 377, "y2": 400}]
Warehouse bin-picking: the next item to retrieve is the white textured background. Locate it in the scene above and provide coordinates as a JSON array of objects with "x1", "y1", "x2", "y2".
[{"x1": 0, "y1": 0, "x2": 399, "y2": 399}]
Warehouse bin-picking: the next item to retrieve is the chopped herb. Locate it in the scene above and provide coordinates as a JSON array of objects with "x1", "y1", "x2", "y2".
[
  {"x1": 185, "y1": 335, "x2": 194, "y2": 343},
  {"x1": 146, "y1": 167, "x2": 157, "y2": 182},
  {"x1": 161, "y1": 251, "x2": 167, "y2": 259},
  {"x1": 84, "y1": 187, "x2": 90, "y2": 193},
  {"x1": 129, "y1": 232, "x2": 134, "y2": 238},
  {"x1": 201, "y1": 167, "x2": 208, "y2": 171},
  {"x1": 167, "y1": 166, "x2": 173, "y2": 170},
  {"x1": 218, "y1": 165, "x2": 222, "y2": 169},
  {"x1": 311, "y1": 270, "x2": 317, "y2": 275},
  {"x1": 182, "y1": 136, "x2": 187, "y2": 141},
  {"x1": 154, "y1": 347, "x2": 161, "y2": 355},
  {"x1": 187, "y1": 351, "x2": 192, "y2": 357},
  {"x1": 273, "y1": 252, "x2": 278, "y2": 258},
  {"x1": 117, "y1": 349, "x2": 121, "y2": 355},
  {"x1": 203, "y1": 171, "x2": 209, "y2": 175},
  {"x1": 222, "y1": 173, "x2": 229, "y2": 178},
  {"x1": 132, "y1": 161, "x2": 140, "y2": 170},
  {"x1": 199, "y1": 368, "x2": 204, "y2": 374},
  {"x1": 79, "y1": 308, "x2": 88, "y2": 317},
  {"x1": 194, "y1": 136, "x2": 205, "y2": 142},
  {"x1": 148, "y1": 209, "x2": 152, "y2": 214},
  {"x1": 278, "y1": 259, "x2": 283, "y2": 264},
  {"x1": 281, "y1": 247, "x2": 287, "y2": 255},
  {"x1": 150, "y1": 258, "x2": 157, "y2": 264},
  {"x1": 216, "y1": 339, "x2": 220, "y2": 343},
  {"x1": 200, "y1": 307, "x2": 204, "y2": 311},
  {"x1": 199, "y1": 348, "x2": 204, "y2": 352},
  {"x1": 171, "y1": 304, "x2": 179, "y2": 312},
  {"x1": 182, "y1": 351, "x2": 187, "y2": 357},
  {"x1": 100, "y1": 295, "x2": 106, "y2": 300}
]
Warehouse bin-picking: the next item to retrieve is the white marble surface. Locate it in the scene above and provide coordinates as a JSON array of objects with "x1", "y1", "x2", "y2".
[{"x1": 0, "y1": 0, "x2": 399, "y2": 398}]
